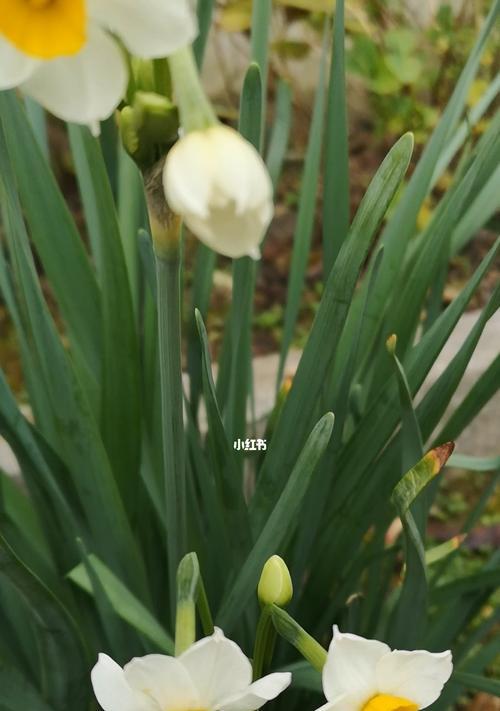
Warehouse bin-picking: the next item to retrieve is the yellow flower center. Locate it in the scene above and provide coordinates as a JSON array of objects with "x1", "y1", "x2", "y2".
[
  {"x1": 0, "y1": 0, "x2": 87, "y2": 59},
  {"x1": 362, "y1": 694, "x2": 418, "y2": 711}
]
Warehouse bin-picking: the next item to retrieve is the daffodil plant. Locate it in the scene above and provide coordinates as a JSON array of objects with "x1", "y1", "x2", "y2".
[{"x1": 0, "y1": 1, "x2": 499, "y2": 710}]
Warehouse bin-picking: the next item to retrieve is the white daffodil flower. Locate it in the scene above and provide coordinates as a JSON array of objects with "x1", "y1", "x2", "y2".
[
  {"x1": 316, "y1": 626, "x2": 453, "y2": 711},
  {"x1": 163, "y1": 125, "x2": 273, "y2": 259},
  {"x1": 91, "y1": 627, "x2": 291, "y2": 711},
  {"x1": 0, "y1": 0, "x2": 196, "y2": 126}
]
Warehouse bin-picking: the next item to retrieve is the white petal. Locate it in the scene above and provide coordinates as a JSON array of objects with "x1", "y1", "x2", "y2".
[
  {"x1": 87, "y1": 0, "x2": 197, "y2": 58},
  {"x1": 322, "y1": 626, "x2": 389, "y2": 704},
  {"x1": 210, "y1": 126, "x2": 272, "y2": 213},
  {"x1": 20, "y1": 24, "x2": 127, "y2": 125},
  {"x1": 163, "y1": 132, "x2": 212, "y2": 217},
  {"x1": 91, "y1": 654, "x2": 155, "y2": 711},
  {"x1": 179, "y1": 628, "x2": 252, "y2": 708},
  {"x1": 183, "y1": 201, "x2": 270, "y2": 259},
  {"x1": 124, "y1": 654, "x2": 200, "y2": 711},
  {"x1": 219, "y1": 673, "x2": 291, "y2": 711},
  {"x1": 376, "y1": 649, "x2": 453, "y2": 709},
  {"x1": 0, "y1": 38, "x2": 38, "y2": 89},
  {"x1": 314, "y1": 695, "x2": 364, "y2": 711}
]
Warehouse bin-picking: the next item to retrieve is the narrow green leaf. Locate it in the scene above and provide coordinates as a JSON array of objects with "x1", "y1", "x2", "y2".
[
  {"x1": 431, "y1": 569, "x2": 500, "y2": 603},
  {"x1": 186, "y1": 243, "x2": 216, "y2": 416},
  {"x1": 452, "y1": 671, "x2": 500, "y2": 697},
  {"x1": 330, "y1": 238, "x2": 499, "y2": 515},
  {"x1": 323, "y1": 0, "x2": 349, "y2": 274},
  {"x1": 391, "y1": 444, "x2": 454, "y2": 515},
  {"x1": 195, "y1": 311, "x2": 251, "y2": 560},
  {"x1": 266, "y1": 79, "x2": 292, "y2": 189},
  {"x1": 68, "y1": 554, "x2": 174, "y2": 654},
  {"x1": 217, "y1": 413, "x2": 334, "y2": 630},
  {"x1": 250, "y1": 0, "x2": 272, "y2": 134},
  {"x1": 277, "y1": 34, "x2": 328, "y2": 386},
  {"x1": 0, "y1": 91, "x2": 101, "y2": 377},
  {"x1": 252, "y1": 132, "x2": 413, "y2": 532},
  {"x1": 0, "y1": 662, "x2": 55, "y2": 711},
  {"x1": 0, "y1": 537, "x2": 88, "y2": 710},
  {"x1": 194, "y1": 0, "x2": 215, "y2": 68},
  {"x1": 0, "y1": 130, "x2": 147, "y2": 592},
  {"x1": 69, "y1": 125, "x2": 141, "y2": 511},
  {"x1": 223, "y1": 63, "x2": 262, "y2": 440}
]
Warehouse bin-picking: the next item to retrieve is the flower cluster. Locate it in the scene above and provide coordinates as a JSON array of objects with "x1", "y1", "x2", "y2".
[{"x1": 92, "y1": 627, "x2": 452, "y2": 711}]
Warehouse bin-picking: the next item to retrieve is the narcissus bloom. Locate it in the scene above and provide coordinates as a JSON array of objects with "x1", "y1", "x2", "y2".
[
  {"x1": 0, "y1": 0, "x2": 196, "y2": 125},
  {"x1": 91, "y1": 628, "x2": 291, "y2": 711},
  {"x1": 316, "y1": 627, "x2": 452, "y2": 711},
  {"x1": 163, "y1": 125, "x2": 273, "y2": 259}
]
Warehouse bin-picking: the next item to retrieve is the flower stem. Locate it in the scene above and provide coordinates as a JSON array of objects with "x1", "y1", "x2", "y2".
[
  {"x1": 252, "y1": 606, "x2": 277, "y2": 681},
  {"x1": 155, "y1": 244, "x2": 186, "y2": 610},
  {"x1": 270, "y1": 605, "x2": 327, "y2": 672},
  {"x1": 168, "y1": 45, "x2": 217, "y2": 132},
  {"x1": 175, "y1": 553, "x2": 199, "y2": 655}
]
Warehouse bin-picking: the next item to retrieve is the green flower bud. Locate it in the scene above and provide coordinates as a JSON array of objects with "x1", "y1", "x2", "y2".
[
  {"x1": 119, "y1": 92, "x2": 179, "y2": 170},
  {"x1": 386, "y1": 333, "x2": 398, "y2": 355},
  {"x1": 258, "y1": 555, "x2": 293, "y2": 607}
]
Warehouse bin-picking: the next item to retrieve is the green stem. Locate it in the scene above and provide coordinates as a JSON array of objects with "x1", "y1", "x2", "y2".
[
  {"x1": 175, "y1": 553, "x2": 199, "y2": 655},
  {"x1": 252, "y1": 606, "x2": 276, "y2": 681},
  {"x1": 156, "y1": 250, "x2": 186, "y2": 612},
  {"x1": 270, "y1": 605, "x2": 327, "y2": 672},
  {"x1": 168, "y1": 45, "x2": 217, "y2": 132}
]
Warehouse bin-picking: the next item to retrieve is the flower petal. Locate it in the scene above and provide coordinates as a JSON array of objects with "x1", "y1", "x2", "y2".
[
  {"x1": 124, "y1": 654, "x2": 200, "y2": 711},
  {"x1": 91, "y1": 654, "x2": 155, "y2": 711},
  {"x1": 179, "y1": 628, "x2": 253, "y2": 708},
  {"x1": 87, "y1": 0, "x2": 197, "y2": 59},
  {"x1": 163, "y1": 132, "x2": 212, "y2": 218},
  {"x1": 0, "y1": 38, "x2": 38, "y2": 89},
  {"x1": 210, "y1": 126, "x2": 272, "y2": 213},
  {"x1": 322, "y1": 626, "x2": 389, "y2": 704},
  {"x1": 219, "y1": 673, "x2": 291, "y2": 711},
  {"x1": 314, "y1": 695, "x2": 364, "y2": 711},
  {"x1": 376, "y1": 649, "x2": 453, "y2": 709},
  {"x1": 183, "y1": 202, "x2": 270, "y2": 259},
  {"x1": 20, "y1": 24, "x2": 127, "y2": 125}
]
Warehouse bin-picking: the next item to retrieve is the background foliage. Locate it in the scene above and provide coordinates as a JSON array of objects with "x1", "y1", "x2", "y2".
[{"x1": 0, "y1": 1, "x2": 499, "y2": 710}]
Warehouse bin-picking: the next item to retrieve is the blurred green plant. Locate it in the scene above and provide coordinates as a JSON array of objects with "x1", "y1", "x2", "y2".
[{"x1": 0, "y1": 1, "x2": 499, "y2": 710}]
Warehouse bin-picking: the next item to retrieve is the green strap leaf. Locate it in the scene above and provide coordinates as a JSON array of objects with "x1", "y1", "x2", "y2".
[
  {"x1": 252, "y1": 132, "x2": 413, "y2": 534},
  {"x1": 68, "y1": 554, "x2": 174, "y2": 654},
  {"x1": 217, "y1": 413, "x2": 334, "y2": 630},
  {"x1": 391, "y1": 444, "x2": 454, "y2": 515},
  {"x1": 0, "y1": 537, "x2": 88, "y2": 710},
  {"x1": 323, "y1": 0, "x2": 350, "y2": 274},
  {"x1": 68, "y1": 124, "x2": 142, "y2": 513}
]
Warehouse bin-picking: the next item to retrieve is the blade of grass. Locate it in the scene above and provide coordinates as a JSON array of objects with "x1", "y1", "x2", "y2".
[
  {"x1": 323, "y1": 0, "x2": 349, "y2": 274},
  {"x1": 68, "y1": 554, "x2": 174, "y2": 654},
  {"x1": 0, "y1": 536, "x2": 88, "y2": 710},
  {"x1": 251, "y1": 132, "x2": 414, "y2": 533},
  {"x1": 217, "y1": 413, "x2": 334, "y2": 631},
  {"x1": 0, "y1": 91, "x2": 102, "y2": 379},
  {"x1": 193, "y1": 0, "x2": 215, "y2": 68},
  {"x1": 266, "y1": 79, "x2": 292, "y2": 190},
  {"x1": 277, "y1": 33, "x2": 328, "y2": 388},
  {"x1": 68, "y1": 125, "x2": 141, "y2": 513},
  {"x1": 224, "y1": 63, "x2": 262, "y2": 441},
  {"x1": 195, "y1": 311, "x2": 251, "y2": 563}
]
